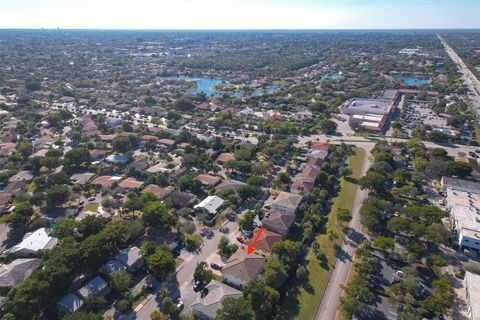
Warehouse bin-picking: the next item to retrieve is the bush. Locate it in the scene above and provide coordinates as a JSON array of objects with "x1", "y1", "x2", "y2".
[{"x1": 117, "y1": 299, "x2": 132, "y2": 314}]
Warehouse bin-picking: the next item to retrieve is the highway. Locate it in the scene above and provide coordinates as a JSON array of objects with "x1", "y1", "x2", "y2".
[{"x1": 438, "y1": 35, "x2": 480, "y2": 117}]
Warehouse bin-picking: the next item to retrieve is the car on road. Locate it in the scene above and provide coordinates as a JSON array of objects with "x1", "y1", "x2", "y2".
[{"x1": 210, "y1": 263, "x2": 222, "y2": 270}]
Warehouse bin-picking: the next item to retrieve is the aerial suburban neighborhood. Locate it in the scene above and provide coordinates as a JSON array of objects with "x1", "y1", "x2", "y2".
[{"x1": 0, "y1": 1, "x2": 480, "y2": 320}]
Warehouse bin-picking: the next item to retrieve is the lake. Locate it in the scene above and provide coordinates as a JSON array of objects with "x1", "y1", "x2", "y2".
[{"x1": 160, "y1": 76, "x2": 280, "y2": 97}]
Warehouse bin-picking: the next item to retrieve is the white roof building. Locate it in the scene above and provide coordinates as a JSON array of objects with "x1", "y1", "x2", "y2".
[
  {"x1": 194, "y1": 195, "x2": 225, "y2": 215},
  {"x1": 450, "y1": 205, "x2": 480, "y2": 251},
  {"x1": 9, "y1": 228, "x2": 58, "y2": 256}
]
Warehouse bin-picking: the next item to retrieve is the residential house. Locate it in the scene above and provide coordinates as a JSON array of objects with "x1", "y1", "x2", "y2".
[
  {"x1": 114, "y1": 246, "x2": 143, "y2": 272},
  {"x1": 291, "y1": 165, "x2": 321, "y2": 193},
  {"x1": 261, "y1": 209, "x2": 296, "y2": 237},
  {"x1": 8, "y1": 170, "x2": 33, "y2": 183},
  {"x1": 118, "y1": 177, "x2": 144, "y2": 191},
  {"x1": 142, "y1": 185, "x2": 175, "y2": 200},
  {"x1": 190, "y1": 280, "x2": 242, "y2": 320},
  {"x1": 100, "y1": 260, "x2": 127, "y2": 276},
  {"x1": 271, "y1": 192, "x2": 303, "y2": 214},
  {"x1": 8, "y1": 228, "x2": 58, "y2": 257},
  {"x1": 221, "y1": 248, "x2": 266, "y2": 287},
  {"x1": 90, "y1": 149, "x2": 108, "y2": 161},
  {"x1": 91, "y1": 175, "x2": 118, "y2": 189},
  {"x1": 308, "y1": 142, "x2": 329, "y2": 160},
  {"x1": 130, "y1": 157, "x2": 149, "y2": 170},
  {"x1": 58, "y1": 293, "x2": 83, "y2": 313},
  {"x1": 158, "y1": 138, "x2": 175, "y2": 149},
  {"x1": 70, "y1": 172, "x2": 95, "y2": 185},
  {"x1": 215, "y1": 179, "x2": 246, "y2": 193},
  {"x1": 0, "y1": 258, "x2": 42, "y2": 288},
  {"x1": 194, "y1": 195, "x2": 225, "y2": 215},
  {"x1": 197, "y1": 174, "x2": 222, "y2": 188},
  {"x1": 76, "y1": 275, "x2": 110, "y2": 299},
  {"x1": 247, "y1": 228, "x2": 282, "y2": 254},
  {"x1": 167, "y1": 191, "x2": 197, "y2": 207},
  {"x1": 144, "y1": 227, "x2": 179, "y2": 250},
  {"x1": 105, "y1": 154, "x2": 129, "y2": 164},
  {"x1": 216, "y1": 153, "x2": 235, "y2": 164}
]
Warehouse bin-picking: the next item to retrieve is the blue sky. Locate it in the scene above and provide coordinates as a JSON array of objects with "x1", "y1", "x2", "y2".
[{"x1": 0, "y1": 0, "x2": 479, "y2": 29}]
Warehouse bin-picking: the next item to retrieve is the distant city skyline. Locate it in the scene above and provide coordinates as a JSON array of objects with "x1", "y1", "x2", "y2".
[{"x1": 0, "y1": 0, "x2": 479, "y2": 30}]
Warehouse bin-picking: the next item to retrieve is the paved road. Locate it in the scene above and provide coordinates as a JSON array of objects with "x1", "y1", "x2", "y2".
[
  {"x1": 297, "y1": 134, "x2": 478, "y2": 158},
  {"x1": 438, "y1": 35, "x2": 480, "y2": 116},
  {"x1": 315, "y1": 146, "x2": 371, "y2": 320},
  {"x1": 129, "y1": 217, "x2": 241, "y2": 319}
]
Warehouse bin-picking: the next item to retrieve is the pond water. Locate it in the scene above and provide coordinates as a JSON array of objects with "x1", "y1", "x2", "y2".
[
  {"x1": 160, "y1": 76, "x2": 280, "y2": 97},
  {"x1": 397, "y1": 76, "x2": 430, "y2": 86}
]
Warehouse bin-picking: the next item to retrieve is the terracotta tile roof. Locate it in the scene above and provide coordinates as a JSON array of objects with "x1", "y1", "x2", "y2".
[
  {"x1": 311, "y1": 142, "x2": 329, "y2": 151},
  {"x1": 262, "y1": 210, "x2": 295, "y2": 236},
  {"x1": 197, "y1": 174, "x2": 222, "y2": 186},
  {"x1": 222, "y1": 247, "x2": 266, "y2": 283},
  {"x1": 142, "y1": 185, "x2": 175, "y2": 200},
  {"x1": 118, "y1": 177, "x2": 144, "y2": 190},
  {"x1": 247, "y1": 228, "x2": 282, "y2": 254},
  {"x1": 216, "y1": 153, "x2": 235, "y2": 163},
  {"x1": 91, "y1": 176, "x2": 115, "y2": 188}
]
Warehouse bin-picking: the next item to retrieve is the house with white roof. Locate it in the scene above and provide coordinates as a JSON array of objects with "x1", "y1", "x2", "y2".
[
  {"x1": 194, "y1": 195, "x2": 225, "y2": 216},
  {"x1": 8, "y1": 228, "x2": 58, "y2": 257}
]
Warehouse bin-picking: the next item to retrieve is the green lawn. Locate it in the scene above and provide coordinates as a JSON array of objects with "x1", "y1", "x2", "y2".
[
  {"x1": 83, "y1": 203, "x2": 99, "y2": 212},
  {"x1": 276, "y1": 147, "x2": 365, "y2": 320}
]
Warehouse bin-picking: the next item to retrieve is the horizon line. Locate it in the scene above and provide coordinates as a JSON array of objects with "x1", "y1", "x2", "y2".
[{"x1": 1, "y1": 27, "x2": 480, "y2": 31}]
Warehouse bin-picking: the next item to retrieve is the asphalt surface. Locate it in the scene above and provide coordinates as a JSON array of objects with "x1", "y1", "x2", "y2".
[
  {"x1": 315, "y1": 146, "x2": 371, "y2": 320},
  {"x1": 439, "y1": 35, "x2": 480, "y2": 116}
]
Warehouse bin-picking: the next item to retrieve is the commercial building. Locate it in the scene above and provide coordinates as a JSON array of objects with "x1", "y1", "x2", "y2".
[
  {"x1": 342, "y1": 98, "x2": 395, "y2": 116},
  {"x1": 441, "y1": 177, "x2": 480, "y2": 194},
  {"x1": 449, "y1": 205, "x2": 480, "y2": 252},
  {"x1": 464, "y1": 271, "x2": 480, "y2": 320}
]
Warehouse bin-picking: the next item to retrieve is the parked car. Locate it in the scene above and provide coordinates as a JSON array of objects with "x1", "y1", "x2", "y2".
[
  {"x1": 87, "y1": 197, "x2": 96, "y2": 201},
  {"x1": 210, "y1": 263, "x2": 222, "y2": 270},
  {"x1": 236, "y1": 237, "x2": 245, "y2": 243},
  {"x1": 176, "y1": 301, "x2": 184, "y2": 310},
  {"x1": 219, "y1": 227, "x2": 229, "y2": 234},
  {"x1": 396, "y1": 270, "x2": 405, "y2": 277},
  {"x1": 193, "y1": 281, "x2": 202, "y2": 292}
]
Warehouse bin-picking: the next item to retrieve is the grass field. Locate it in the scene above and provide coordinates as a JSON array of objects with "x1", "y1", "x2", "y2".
[
  {"x1": 276, "y1": 147, "x2": 365, "y2": 320},
  {"x1": 83, "y1": 203, "x2": 99, "y2": 212}
]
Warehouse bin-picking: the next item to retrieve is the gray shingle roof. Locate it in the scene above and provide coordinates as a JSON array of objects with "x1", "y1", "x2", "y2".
[{"x1": 0, "y1": 258, "x2": 42, "y2": 287}]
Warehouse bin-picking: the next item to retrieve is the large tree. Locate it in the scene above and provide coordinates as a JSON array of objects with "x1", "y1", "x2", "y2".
[
  {"x1": 216, "y1": 297, "x2": 254, "y2": 320},
  {"x1": 146, "y1": 246, "x2": 175, "y2": 280}
]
